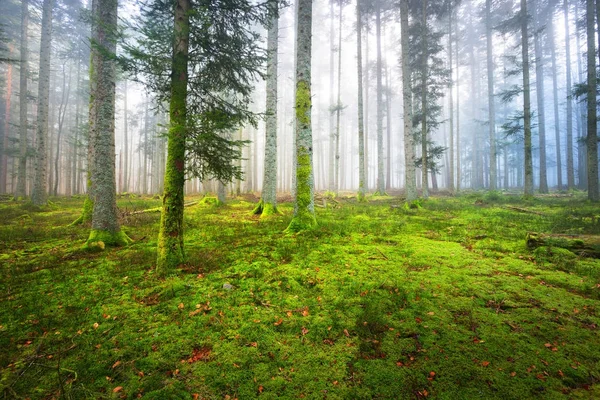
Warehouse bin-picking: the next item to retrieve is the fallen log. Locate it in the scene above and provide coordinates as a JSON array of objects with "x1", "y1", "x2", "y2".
[
  {"x1": 526, "y1": 232, "x2": 600, "y2": 258},
  {"x1": 505, "y1": 206, "x2": 545, "y2": 216},
  {"x1": 130, "y1": 201, "x2": 199, "y2": 215}
]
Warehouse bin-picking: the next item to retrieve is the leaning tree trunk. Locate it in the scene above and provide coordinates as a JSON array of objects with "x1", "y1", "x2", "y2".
[
  {"x1": 255, "y1": 1, "x2": 279, "y2": 216},
  {"x1": 31, "y1": 0, "x2": 53, "y2": 206},
  {"x1": 286, "y1": 0, "x2": 316, "y2": 233},
  {"x1": 486, "y1": 0, "x2": 497, "y2": 191},
  {"x1": 401, "y1": 0, "x2": 416, "y2": 201},
  {"x1": 356, "y1": 0, "x2": 366, "y2": 201},
  {"x1": 533, "y1": 0, "x2": 548, "y2": 194},
  {"x1": 586, "y1": 0, "x2": 598, "y2": 201},
  {"x1": 564, "y1": 0, "x2": 574, "y2": 190},
  {"x1": 86, "y1": 0, "x2": 130, "y2": 248},
  {"x1": 157, "y1": 0, "x2": 190, "y2": 274},
  {"x1": 521, "y1": 0, "x2": 534, "y2": 197},
  {"x1": 16, "y1": 0, "x2": 28, "y2": 198},
  {"x1": 375, "y1": 0, "x2": 385, "y2": 195}
]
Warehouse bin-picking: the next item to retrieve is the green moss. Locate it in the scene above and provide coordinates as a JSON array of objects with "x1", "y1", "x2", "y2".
[
  {"x1": 200, "y1": 196, "x2": 222, "y2": 206},
  {"x1": 286, "y1": 150, "x2": 316, "y2": 233},
  {"x1": 84, "y1": 228, "x2": 132, "y2": 250},
  {"x1": 70, "y1": 196, "x2": 93, "y2": 225},
  {"x1": 253, "y1": 199, "x2": 279, "y2": 217},
  {"x1": 295, "y1": 80, "x2": 311, "y2": 125}
]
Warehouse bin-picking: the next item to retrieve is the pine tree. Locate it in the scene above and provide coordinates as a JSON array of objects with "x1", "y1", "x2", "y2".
[
  {"x1": 15, "y1": 0, "x2": 28, "y2": 198},
  {"x1": 586, "y1": 0, "x2": 598, "y2": 201}
]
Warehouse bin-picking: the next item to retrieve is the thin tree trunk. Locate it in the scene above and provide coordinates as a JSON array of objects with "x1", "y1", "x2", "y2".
[
  {"x1": 122, "y1": 79, "x2": 129, "y2": 192},
  {"x1": 376, "y1": 0, "x2": 385, "y2": 194},
  {"x1": 16, "y1": 0, "x2": 28, "y2": 198},
  {"x1": 401, "y1": 0, "x2": 416, "y2": 201},
  {"x1": 256, "y1": 1, "x2": 279, "y2": 216},
  {"x1": 31, "y1": 0, "x2": 52, "y2": 206},
  {"x1": 385, "y1": 56, "x2": 392, "y2": 191},
  {"x1": 533, "y1": 0, "x2": 548, "y2": 193},
  {"x1": 564, "y1": 0, "x2": 574, "y2": 190},
  {"x1": 456, "y1": 14, "x2": 461, "y2": 192},
  {"x1": 334, "y1": 0, "x2": 343, "y2": 193},
  {"x1": 486, "y1": 0, "x2": 497, "y2": 190},
  {"x1": 421, "y1": 0, "x2": 429, "y2": 199},
  {"x1": 548, "y1": 15, "x2": 562, "y2": 190},
  {"x1": 586, "y1": 0, "x2": 598, "y2": 201},
  {"x1": 328, "y1": 0, "x2": 335, "y2": 191},
  {"x1": 356, "y1": 0, "x2": 366, "y2": 201},
  {"x1": 53, "y1": 61, "x2": 71, "y2": 196},
  {"x1": 521, "y1": 0, "x2": 534, "y2": 196},
  {"x1": 448, "y1": 6, "x2": 455, "y2": 193},
  {"x1": 575, "y1": 0, "x2": 587, "y2": 189}
]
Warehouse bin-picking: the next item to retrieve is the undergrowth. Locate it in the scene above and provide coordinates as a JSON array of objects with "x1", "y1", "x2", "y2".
[{"x1": 0, "y1": 193, "x2": 599, "y2": 399}]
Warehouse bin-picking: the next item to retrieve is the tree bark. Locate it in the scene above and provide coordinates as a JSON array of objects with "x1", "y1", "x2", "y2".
[
  {"x1": 586, "y1": 0, "x2": 598, "y2": 201},
  {"x1": 157, "y1": 0, "x2": 190, "y2": 273},
  {"x1": 533, "y1": 0, "x2": 548, "y2": 193},
  {"x1": 521, "y1": 0, "x2": 534, "y2": 197},
  {"x1": 421, "y1": 0, "x2": 429, "y2": 198},
  {"x1": 31, "y1": 0, "x2": 53, "y2": 206},
  {"x1": 375, "y1": 0, "x2": 385, "y2": 194},
  {"x1": 334, "y1": 0, "x2": 343, "y2": 193},
  {"x1": 401, "y1": 0, "x2": 416, "y2": 201},
  {"x1": 486, "y1": 0, "x2": 497, "y2": 191},
  {"x1": 256, "y1": 1, "x2": 279, "y2": 216},
  {"x1": 356, "y1": 0, "x2": 366, "y2": 201},
  {"x1": 548, "y1": 15, "x2": 562, "y2": 190},
  {"x1": 16, "y1": 0, "x2": 28, "y2": 198},
  {"x1": 86, "y1": 0, "x2": 130, "y2": 248},
  {"x1": 564, "y1": 0, "x2": 574, "y2": 190},
  {"x1": 448, "y1": 6, "x2": 454, "y2": 193},
  {"x1": 286, "y1": 0, "x2": 316, "y2": 233}
]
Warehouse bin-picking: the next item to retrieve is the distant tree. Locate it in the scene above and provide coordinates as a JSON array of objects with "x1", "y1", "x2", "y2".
[
  {"x1": 486, "y1": 0, "x2": 497, "y2": 190},
  {"x1": 520, "y1": 0, "x2": 533, "y2": 197},
  {"x1": 356, "y1": 0, "x2": 366, "y2": 201},
  {"x1": 31, "y1": 0, "x2": 53, "y2": 206},
  {"x1": 564, "y1": 0, "x2": 574, "y2": 190},
  {"x1": 286, "y1": 0, "x2": 316, "y2": 232}
]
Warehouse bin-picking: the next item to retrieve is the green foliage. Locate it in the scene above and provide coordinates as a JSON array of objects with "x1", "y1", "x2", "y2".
[{"x1": 1, "y1": 194, "x2": 600, "y2": 399}]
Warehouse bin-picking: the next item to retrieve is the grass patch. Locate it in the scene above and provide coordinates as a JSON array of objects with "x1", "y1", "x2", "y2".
[{"x1": 0, "y1": 193, "x2": 599, "y2": 398}]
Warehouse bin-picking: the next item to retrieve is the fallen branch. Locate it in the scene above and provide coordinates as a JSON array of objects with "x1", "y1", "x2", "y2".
[
  {"x1": 505, "y1": 206, "x2": 545, "y2": 216},
  {"x1": 526, "y1": 232, "x2": 600, "y2": 258},
  {"x1": 130, "y1": 201, "x2": 199, "y2": 215}
]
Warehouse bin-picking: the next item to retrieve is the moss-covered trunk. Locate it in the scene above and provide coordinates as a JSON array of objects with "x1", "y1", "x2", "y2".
[
  {"x1": 86, "y1": 0, "x2": 130, "y2": 248},
  {"x1": 286, "y1": 0, "x2": 316, "y2": 233},
  {"x1": 157, "y1": 0, "x2": 190, "y2": 274}
]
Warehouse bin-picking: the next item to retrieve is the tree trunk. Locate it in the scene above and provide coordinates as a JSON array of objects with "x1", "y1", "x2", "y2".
[
  {"x1": 548, "y1": 15, "x2": 562, "y2": 190},
  {"x1": 421, "y1": 0, "x2": 429, "y2": 199},
  {"x1": 401, "y1": 0, "x2": 416, "y2": 201},
  {"x1": 0, "y1": 45, "x2": 12, "y2": 194},
  {"x1": 334, "y1": 0, "x2": 343, "y2": 193},
  {"x1": 533, "y1": 0, "x2": 548, "y2": 193},
  {"x1": 586, "y1": 0, "x2": 598, "y2": 201},
  {"x1": 256, "y1": 1, "x2": 279, "y2": 216},
  {"x1": 375, "y1": 0, "x2": 385, "y2": 195},
  {"x1": 564, "y1": 0, "x2": 574, "y2": 190},
  {"x1": 455, "y1": 14, "x2": 461, "y2": 192},
  {"x1": 521, "y1": 0, "x2": 534, "y2": 197},
  {"x1": 16, "y1": 0, "x2": 28, "y2": 198},
  {"x1": 286, "y1": 0, "x2": 316, "y2": 233},
  {"x1": 157, "y1": 0, "x2": 190, "y2": 273},
  {"x1": 86, "y1": 0, "x2": 130, "y2": 248},
  {"x1": 486, "y1": 0, "x2": 497, "y2": 191},
  {"x1": 356, "y1": 0, "x2": 366, "y2": 201},
  {"x1": 122, "y1": 79, "x2": 129, "y2": 192},
  {"x1": 53, "y1": 61, "x2": 71, "y2": 196},
  {"x1": 448, "y1": 7, "x2": 455, "y2": 193},
  {"x1": 31, "y1": 0, "x2": 52, "y2": 206},
  {"x1": 328, "y1": 0, "x2": 335, "y2": 192},
  {"x1": 575, "y1": 1, "x2": 587, "y2": 189}
]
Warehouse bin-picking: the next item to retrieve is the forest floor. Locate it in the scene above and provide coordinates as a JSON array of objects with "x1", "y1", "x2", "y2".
[{"x1": 1, "y1": 191, "x2": 600, "y2": 399}]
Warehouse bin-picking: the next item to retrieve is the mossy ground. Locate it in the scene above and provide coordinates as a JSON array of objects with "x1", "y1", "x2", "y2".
[{"x1": 1, "y1": 192, "x2": 599, "y2": 399}]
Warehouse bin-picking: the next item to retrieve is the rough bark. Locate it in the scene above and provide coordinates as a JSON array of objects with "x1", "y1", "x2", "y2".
[
  {"x1": 31, "y1": 0, "x2": 53, "y2": 206},
  {"x1": 16, "y1": 0, "x2": 28, "y2": 198},
  {"x1": 286, "y1": 0, "x2": 316, "y2": 233},
  {"x1": 586, "y1": 0, "x2": 598, "y2": 201},
  {"x1": 486, "y1": 0, "x2": 497, "y2": 191},
  {"x1": 421, "y1": 0, "x2": 429, "y2": 199},
  {"x1": 85, "y1": 0, "x2": 130, "y2": 249},
  {"x1": 356, "y1": 0, "x2": 366, "y2": 201},
  {"x1": 533, "y1": 0, "x2": 548, "y2": 193},
  {"x1": 256, "y1": 2, "x2": 279, "y2": 217},
  {"x1": 564, "y1": 0, "x2": 574, "y2": 190},
  {"x1": 521, "y1": 0, "x2": 534, "y2": 197},
  {"x1": 401, "y1": 0, "x2": 416, "y2": 201},
  {"x1": 156, "y1": 0, "x2": 190, "y2": 273}
]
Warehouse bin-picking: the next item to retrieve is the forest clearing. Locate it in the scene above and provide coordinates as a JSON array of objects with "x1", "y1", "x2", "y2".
[{"x1": 1, "y1": 192, "x2": 599, "y2": 399}]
